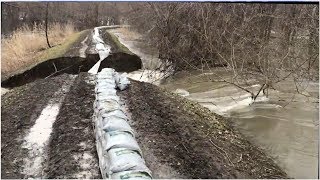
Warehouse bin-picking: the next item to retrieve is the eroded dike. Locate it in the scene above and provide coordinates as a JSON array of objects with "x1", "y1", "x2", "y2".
[{"x1": 1, "y1": 26, "x2": 288, "y2": 179}]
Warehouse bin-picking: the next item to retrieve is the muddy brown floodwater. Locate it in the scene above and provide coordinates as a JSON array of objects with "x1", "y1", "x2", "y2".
[{"x1": 162, "y1": 70, "x2": 319, "y2": 179}]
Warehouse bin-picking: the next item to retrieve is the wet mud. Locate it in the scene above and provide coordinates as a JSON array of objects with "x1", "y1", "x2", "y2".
[
  {"x1": 1, "y1": 74, "x2": 73, "y2": 178},
  {"x1": 44, "y1": 73, "x2": 100, "y2": 179}
]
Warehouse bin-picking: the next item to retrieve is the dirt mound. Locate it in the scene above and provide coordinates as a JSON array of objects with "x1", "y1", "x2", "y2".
[
  {"x1": 1, "y1": 74, "x2": 73, "y2": 178},
  {"x1": 1, "y1": 73, "x2": 101, "y2": 178},
  {"x1": 44, "y1": 73, "x2": 100, "y2": 178},
  {"x1": 118, "y1": 80, "x2": 288, "y2": 179}
]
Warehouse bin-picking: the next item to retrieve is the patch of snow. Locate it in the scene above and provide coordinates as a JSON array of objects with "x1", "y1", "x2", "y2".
[
  {"x1": 126, "y1": 70, "x2": 165, "y2": 85},
  {"x1": 79, "y1": 36, "x2": 88, "y2": 58},
  {"x1": 1, "y1": 88, "x2": 9, "y2": 96},
  {"x1": 88, "y1": 27, "x2": 111, "y2": 74},
  {"x1": 173, "y1": 89, "x2": 190, "y2": 97},
  {"x1": 22, "y1": 77, "x2": 75, "y2": 178},
  {"x1": 72, "y1": 150, "x2": 99, "y2": 179}
]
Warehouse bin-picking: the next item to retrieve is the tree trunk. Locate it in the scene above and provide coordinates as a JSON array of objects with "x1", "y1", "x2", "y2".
[
  {"x1": 95, "y1": 3, "x2": 99, "y2": 26},
  {"x1": 45, "y1": 2, "x2": 51, "y2": 48}
]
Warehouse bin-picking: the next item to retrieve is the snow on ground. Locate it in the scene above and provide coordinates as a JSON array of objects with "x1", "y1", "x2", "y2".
[
  {"x1": 1, "y1": 88, "x2": 9, "y2": 96},
  {"x1": 21, "y1": 76, "x2": 76, "y2": 178},
  {"x1": 79, "y1": 36, "x2": 88, "y2": 58}
]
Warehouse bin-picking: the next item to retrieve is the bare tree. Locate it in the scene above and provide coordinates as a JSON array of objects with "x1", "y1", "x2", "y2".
[
  {"x1": 127, "y1": 3, "x2": 319, "y2": 101},
  {"x1": 45, "y1": 2, "x2": 51, "y2": 48}
]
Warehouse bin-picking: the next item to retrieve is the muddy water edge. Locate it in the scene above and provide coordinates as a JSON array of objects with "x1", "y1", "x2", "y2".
[{"x1": 161, "y1": 70, "x2": 319, "y2": 179}]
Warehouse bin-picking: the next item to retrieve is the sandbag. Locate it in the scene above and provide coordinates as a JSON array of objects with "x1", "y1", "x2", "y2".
[
  {"x1": 108, "y1": 148, "x2": 149, "y2": 174},
  {"x1": 96, "y1": 82, "x2": 116, "y2": 89},
  {"x1": 96, "y1": 140, "x2": 109, "y2": 179},
  {"x1": 114, "y1": 72, "x2": 130, "y2": 91},
  {"x1": 111, "y1": 170, "x2": 152, "y2": 179},
  {"x1": 100, "y1": 68, "x2": 115, "y2": 74},
  {"x1": 103, "y1": 109, "x2": 127, "y2": 118},
  {"x1": 96, "y1": 80, "x2": 116, "y2": 86},
  {"x1": 96, "y1": 94, "x2": 120, "y2": 103},
  {"x1": 96, "y1": 100, "x2": 121, "y2": 113},
  {"x1": 96, "y1": 78, "x2": 115, "y2": 85},
  {"x1": 96, "y1": 88, "x2": 117, "y2": 95},
  {"x1": 105, "y1": 131, "x2": 141, "y2": 152},
  {"x1": 102, "y1": 115, "x2": 134, "y2": 134}
]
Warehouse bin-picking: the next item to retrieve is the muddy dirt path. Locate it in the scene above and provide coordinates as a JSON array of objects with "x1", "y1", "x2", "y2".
[
  {"x1": 44, "y1": 73, "x2": 100, "y2": 179},
  {"x1": 119, "y1": 80, "x2": 288, "y2": 179},
  {"x1": 1, "y1": 74, "x2": 74, "y2": 178},
  {"x1": 21, "y1": 76, "x2": 76, "y2": 178},
  {"x1": 1, "y1": 73, "x2": 100, "y2": 178}
]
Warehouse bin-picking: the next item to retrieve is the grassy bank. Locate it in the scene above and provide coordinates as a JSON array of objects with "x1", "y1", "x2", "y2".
[
  {"x1": 102, "y1": 29, "x2": 133, "y2": 55},
  {"x1": 1, "y1": 23, "x2": 87, "y2": 79}
]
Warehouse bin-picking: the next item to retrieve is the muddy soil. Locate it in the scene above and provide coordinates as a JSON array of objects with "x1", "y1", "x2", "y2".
[
  {"x1": 100, "y1": 29, "x2": 142, "y2": 71},
  {"x1": 1, "y1": 73, "x2": 101, "y2": 179},
  {"x1": 64, "y1": 30, "x2": 90, "y2": 57},
  {"x1": 1, "y1": 74, "x2": 73, "y2": 179},
  {"x1": 44, "y1": 73, "x2": 100, "y2": 178},
  {"x1": 119, "y1": 80, "x2": 288, "y2": 179}
]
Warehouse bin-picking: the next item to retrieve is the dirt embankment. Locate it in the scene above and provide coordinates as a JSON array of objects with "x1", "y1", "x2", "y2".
[
  {"x1": 119, "y1": 80, "x2": 288, "y2": 179},
  {"x1": 1, "y1": 73, "x2": 101, "y2": 179},
  {"x1": 99, "y1": 29, "x2": 142, "y2": 72},
  {"x1": 44, "y1": 73, "x2": 100, "y2": 179},
  {"x1": 1, "y1": 74, "x2": 73, "y2": 179}
]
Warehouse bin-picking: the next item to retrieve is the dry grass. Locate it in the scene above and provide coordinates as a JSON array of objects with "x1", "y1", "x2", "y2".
[
  {"x1": 116, "y1": 27, "x2": 142, "y2": 40},
  {"x1": 1, "y1": 23, "x2": 76, "y2": 77}
]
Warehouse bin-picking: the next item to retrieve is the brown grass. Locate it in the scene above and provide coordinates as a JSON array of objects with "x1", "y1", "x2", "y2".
[
  {"x1": 1, "y1": 23, "x2": 76, "y2": 77},
  {"x1": 115, "y1": 27, "x2": 142, "y2": 40}
]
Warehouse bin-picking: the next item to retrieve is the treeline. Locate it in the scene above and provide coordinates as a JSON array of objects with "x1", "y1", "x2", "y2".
[
  {"x1": 127, "y1": 3, "x2": 319, "y2": 84},
  {"x1": 1, "y1": 2, "x2": 131, "y2": 35}
]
